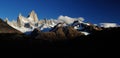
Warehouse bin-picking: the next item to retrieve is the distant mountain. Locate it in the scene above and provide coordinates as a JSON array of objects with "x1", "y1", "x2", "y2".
[
  {"x1": 17, "y1": 10, "x2": 38, "y2": 28},
  {"x1": 4, "y1": 10, "x2": 88, "y2": 34},
  {"x1": 4, "y1": 10, "x2": 119, "y2": 35},
  {"x1": 5, "y1": 10, "x2": 57, "y2": 33}
]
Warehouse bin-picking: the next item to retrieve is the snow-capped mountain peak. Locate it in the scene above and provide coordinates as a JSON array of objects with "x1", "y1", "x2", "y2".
[
  {"x1": 5, "y1": 10, "x2": 119, "y2": 36},
  {"x1": 28, "y1": 10, "x2": 38, "y2": 23},
  {"x1": 4, "y1": 10, "x2": 58, "y2": 33}
]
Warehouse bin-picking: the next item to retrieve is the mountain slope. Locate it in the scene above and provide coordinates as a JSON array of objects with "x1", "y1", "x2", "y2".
[{"x1": 0, "y1": 18, "x2": 22, "y2": 34}]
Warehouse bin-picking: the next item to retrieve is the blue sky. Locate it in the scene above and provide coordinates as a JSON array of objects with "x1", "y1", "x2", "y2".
[{"x1": 0, "y1": 0, "x2": 120, "y2": 24}]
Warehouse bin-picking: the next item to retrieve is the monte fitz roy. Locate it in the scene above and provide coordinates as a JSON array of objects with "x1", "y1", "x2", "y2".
[
  {"x1": 3, "y1": 10, "x2": 119, "y2": 34},
  {"x1": 0, "y1": 10, "x2": 120, "y2": 56}
]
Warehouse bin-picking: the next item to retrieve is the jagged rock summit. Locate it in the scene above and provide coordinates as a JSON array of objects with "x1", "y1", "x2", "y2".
[
  {"x1": 28, "y1": 10, "x2": 39, "y2": 23},
  {"x1": 17, "y1": 10, "x2": 39, "y2": 28},
  {"x1": 5, "y1": 10, "x2": 57, "y2": 33}
]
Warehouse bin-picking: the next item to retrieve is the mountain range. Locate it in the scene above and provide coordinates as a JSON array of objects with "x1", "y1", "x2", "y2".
[
  {"x1": 0, "y1": 10, "x2": 120, "y2": 56},
  {"x1": 4, "y1": 10, "x2": 119, "y2": 35},
  {"x1": 4, "y1": 10, "x2": 59, "y2": 34}
]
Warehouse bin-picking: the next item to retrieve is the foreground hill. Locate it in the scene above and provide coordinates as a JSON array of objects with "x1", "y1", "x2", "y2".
[
  {"x1": 0, "y1": 18, "x2": 22, "y2": 34},
  {"x1": 0, "y1": 18, "x2": 29, "y2": 40},
  {"x1": 31, "y1": 27, "x2": 120, "y2": 56},
  {"x1": 0, "y1": 18, "x2": 120, "y2": 56}
]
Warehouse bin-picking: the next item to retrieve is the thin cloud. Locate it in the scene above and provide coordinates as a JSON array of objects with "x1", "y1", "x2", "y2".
[{"x1": 100, "y1": 23, "x2": 118, "y2": 28}]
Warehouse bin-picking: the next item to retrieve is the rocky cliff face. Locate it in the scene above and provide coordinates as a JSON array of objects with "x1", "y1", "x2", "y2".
[
  {"x1": 17, "y1": 11, "x2": 39, "y2": 28},
  {"x1": 28, "y1": 10, "x2": 39, "y2": 23}
]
